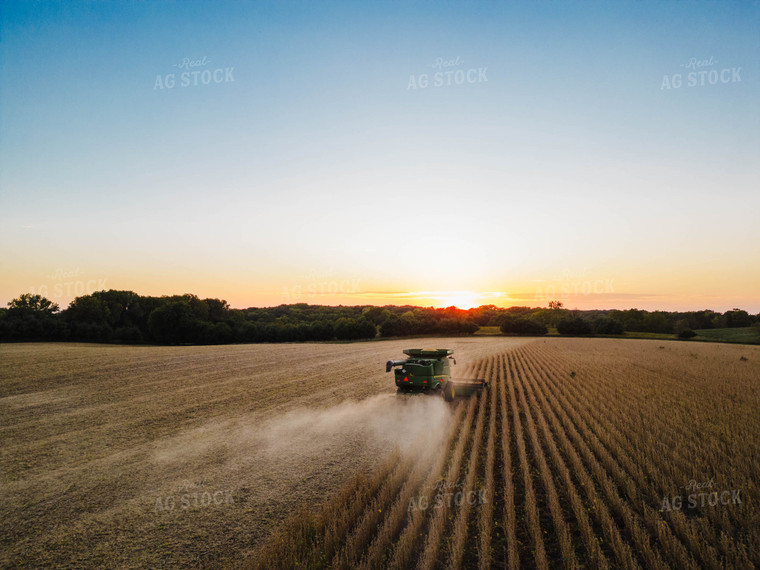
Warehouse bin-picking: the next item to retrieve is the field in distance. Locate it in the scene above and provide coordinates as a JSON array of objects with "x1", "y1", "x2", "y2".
[
  {"x1": 251, "y1": 338, "x2": 760, "y2": 569},
  {"x1": 476, "y1": 325, "x2": 760, "y2": 345},
  {"x1": 0, "y1": 336, "x2": 523, "y2": 568}
]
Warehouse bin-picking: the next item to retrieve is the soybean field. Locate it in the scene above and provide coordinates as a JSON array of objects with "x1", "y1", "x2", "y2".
[{"x1": 250, "y1": 338, "x2": 760, "y2": 569}]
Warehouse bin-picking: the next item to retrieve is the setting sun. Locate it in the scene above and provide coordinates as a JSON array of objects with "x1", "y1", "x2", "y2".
[{"x1": 436, "y1": 291, "x2": 480, "y2": 310}]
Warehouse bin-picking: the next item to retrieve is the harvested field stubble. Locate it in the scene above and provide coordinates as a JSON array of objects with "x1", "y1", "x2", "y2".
[{"x1": 0, "y1": 338, "x2": 526, "y2": 568}]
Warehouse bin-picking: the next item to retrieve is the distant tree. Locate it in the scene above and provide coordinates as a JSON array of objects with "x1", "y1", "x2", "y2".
[
  {"x1": 162, "y1": 294, "x2": 209, "y2": 321},
  {"x1": 500, "y1": 317, "x2": 547, "y2": 336},
  {"x1": 262, "y1": 322, "x2": 284, "y2": 342},
  {"x1": 642, "y1": 312, "x2": 673, "y2": 334},
  {"x1": 279, "y1": 323, "x2": 300, "y2": 342},
  {"x1": 557, "y1": 317, "x2": 593, "y2": 335},
  {"x1": 362, "y1": 306, "x2": 389, "y2": 325},
  {"x1": 333, "y1": 317, "x2": 376, "y2": 340},
  {"x1": 399, "y1": 311, "x2": 420, "y2": 335},
  {"x1": 691, "y1": 310, "x2": 718, "y2": 329},
  {"x1": 444, "y1": 319, "x2": 479, "y2": 335},
  {"x1": 148, "y1": 301, "x2": 198, "y2": 344},
  {"x1": 8, "y1": 293, "x2": 59, "y2": 315},
  {"x1": 356, "y1": 317, "x2": 378, "y2": 339},
  {"x1": 2, "y1": 294, "x2": 61, "y2": 340},
  {"x1": 65, "y1": 295, "x2": 109, "y2": 325},
  {"x1": 711, "y1": 314, "x2": 727, "y2": 328},
  {"x1": 503, "y1": 306, "x2": 532, "y2": 317},
  {"x1": 0, "y1": 308, "x2": 8, "y2": 338},
  {"x1": 592, "y1": 317, "x2": 624, "y2": 335},
  {"x1": 678, "y1": 328, "x2": 696, "y2": 339},
  {"x1": 532, "y1": 304, "x2": 568, "y2": 327},
  {"x1": 724, "y1": 309, "x2": 751, "y2": 328},
  {"x1": 207, "y1": 322, "x2": 234, "y2": 344},
  {"x1": 205, "y1": 298, "x2": 230, "y2": 323},
  {"x1": 334, "y1": 317, "x2": 355, "y2": 340},
  {"x1": 309, "y1": 320, "x2": 335, "y2": 341},
  {"x1": 294, "y1": 322, "x2": 310, "y2": 341},
  {"x1": 527, "y1": 309, "x2": 552, "y2": 327},
  {"x1": 113, "y1": 325, "x2": 143, "y2": 342},
  {"x1": 380, "y1": 315, "x2": 407, "y2": 337},
  {"x1": 469, "y1": 305, "x2": 499, "y2": 326},
  {"x1": 673, "y1": 319, "x2": 691, "y2": 335}
]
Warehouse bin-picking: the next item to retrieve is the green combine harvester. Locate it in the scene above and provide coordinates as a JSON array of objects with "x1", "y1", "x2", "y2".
[{"x1": 385, "y1": 348, "x2": 487, "y2": 402}]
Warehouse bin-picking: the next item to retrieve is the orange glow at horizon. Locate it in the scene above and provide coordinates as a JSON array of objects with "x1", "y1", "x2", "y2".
[
  {"x1": 425, "y1": 291, "x2": 494, "y2": 310},
  {"x1": 437, "y1": 292, "x2": 479, "y2": 310},
  {"x1": 2, "y1": 265, "x2": 760, "y2": 314}
]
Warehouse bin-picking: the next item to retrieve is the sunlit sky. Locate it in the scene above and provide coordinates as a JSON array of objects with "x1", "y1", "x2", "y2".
[{"x1": 1, "y1": 1, "x2": 758, "y2": 312}]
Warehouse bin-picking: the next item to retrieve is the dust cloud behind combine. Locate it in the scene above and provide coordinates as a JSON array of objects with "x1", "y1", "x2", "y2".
[
  {"x1": 150, "y1": 392, "x2": 454, "y2": 533},
  {"x1": 259, "y1": 392, "x2": 451, "y2": 462}
]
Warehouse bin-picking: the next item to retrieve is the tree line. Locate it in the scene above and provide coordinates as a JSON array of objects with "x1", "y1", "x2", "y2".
[
  {"x1": 1, "y1": 291, "x2": 757, "y2": 344},
  {"x1": 478, "y1": 303, "x2": 759, "y2": 338},
  {"x1": 0, "y1": 291, "x2": 477, "y2": 344}
]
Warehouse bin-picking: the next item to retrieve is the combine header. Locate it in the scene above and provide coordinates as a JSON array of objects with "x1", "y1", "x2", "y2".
[{"x1": 385, "y1": 348, "x2": 487, "y2": 401}]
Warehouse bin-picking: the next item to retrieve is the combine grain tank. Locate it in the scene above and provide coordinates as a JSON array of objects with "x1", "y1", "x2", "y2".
[{"x1": 385, "y1": 348, "x2": 487, "y2": 401}]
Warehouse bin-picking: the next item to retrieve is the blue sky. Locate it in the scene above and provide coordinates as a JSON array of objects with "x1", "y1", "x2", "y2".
[{"x1": 1, "y1": 1, "x2": 758, "y2": 311}]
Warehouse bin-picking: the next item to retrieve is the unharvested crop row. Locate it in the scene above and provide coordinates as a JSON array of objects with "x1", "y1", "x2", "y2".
[
  {"x1": 552, "y1": 343, "x2": 758, "y2": 566},
  {"x1": 476, "y1": 354, "x2": 498, "y2": 570},
  {"x1": 512, "y1": 347, "x2": 649, "y2": 568},
  {"x1": 336, "y1": 438, "x2": 432, "y2": 569},
  {"x1": 417, "y1": 359, "x2": 489, "y2": 570},
  {"x1": 249, "y1": 447, "x2": 402, "y2": 569},
  {"x1": 505, "y1": 351, "x2": 549, "y2": 569},
  {"x1": 357, "y1": 399, "x2": 470, "y2": 570},
  {"x1": 524, "y1": 341, "x2": 751, "y2": 566},
  {"x1": 522, "y1": 341, "x2": 756, "y2": 568},
  {"x1": 528, "y1": 343, "x2": 728, "y2": 568},
  {"x1": 506, "y1": 349, "x2": 642, "y2": 568},
  {"x1": 532, "y1": 341, "x2": 750, "y2": 496},
  {"x1": 496, "y1": 353, "x2": 519, "y2": 570},
  {"x1": 510, "y1": 350, "x2": 578, "y2": 568},
  {"x1": 386, "y1": 398, "x2": 470, "y2": 569},
  {"x1": 446, "y1": 356, "x2": 490, "y2": 568},
  {"x1": 579, "y1": 353, "x2": 757, "y2": 539},
  {"x1": 517, "y1": 344, "x2": 691, "y2": 569},
  {"x1": 510, "y1": 351, "x2": 611, "y2": 569}
]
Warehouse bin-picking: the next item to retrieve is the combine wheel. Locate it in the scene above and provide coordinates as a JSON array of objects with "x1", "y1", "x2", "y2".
[{"x1": 443, "y1": 381, "x2": 455, "y2": 402}]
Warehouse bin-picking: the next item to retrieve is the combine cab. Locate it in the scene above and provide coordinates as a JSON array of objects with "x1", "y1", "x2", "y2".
[{"x1": 385, "y1": 348, "x2": 487, "y2": 401}]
